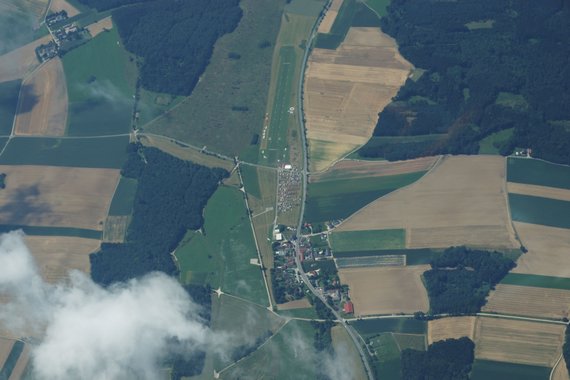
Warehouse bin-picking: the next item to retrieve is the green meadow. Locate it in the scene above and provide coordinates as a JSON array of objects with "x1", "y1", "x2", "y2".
[
  {"x1": 330, "y1": 229, "x2": 405, "y2": 252},
  {"x1": 509, "y1": 193, "x2": 570, "y2": 228},
  {"x1": 470, "y1": 359, "x2": 550, "y2": 380},
  {"x1": 507, "y1": 157, "x2": 570, "y2": 189},
  {"x1": 107, "y1": 176, "x2": 138, "y2": 216},
  {"x1": 501, "y1": 273, "x2": 570, "y2": 290}
]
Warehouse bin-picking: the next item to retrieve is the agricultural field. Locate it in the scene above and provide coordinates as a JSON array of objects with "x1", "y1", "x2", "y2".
[
  {"x1": 318, "y1": 0, "x2": 343, "y2": 34},
  {"x1": 0, "y1": 338, "x2": 14, "y2": 369},
  {"x1": 553, "y1": 357, "x2": 570, "y2": 380},
  {"x1": 507, "y1": 157, "x2": 570, "y2": 189},
  {"x1": 85, "y1": 15, "x2": 112, "y2": 38},
  {"x1": 351, "y1": 318, "x2": 427, "y2": 337},
  {"x1": 0, "y1": 80, "x2": 21, "y2": 135},
  {"x1": 392, "y1": 333, "x2": 426, "y2": 351},
  {"x1": 473, "y1": 317, "x2": 565, "y2": 367},
  {"x1": 0, "y1": 35, "x2": 52, "y2": 83},
  {"x1": 305, "y1": 170, "x2": 425, "y2": 223},
  {"x1": 49, "y1": 0, "x2": 80, "y2": 17},
  {"x1": 305, "y1": 24, "x2": 413, "y2": 171},
  {"x1": 353, "y1": 133, "x2": 448, "y2": 161},
  {"x1": 175, "y1": 186, "x2": 268, "y2": 306},
  {"x1": 364, "y1": 0, "x2": 390, "y2": 17},
  {"x1": 331, "y1": 325, "x2": 368, "y2": 380},
  {"x1": 0, "y1": 339, "x2": 27, "y2": 380},
  {"x1": 13, "y1": 57, "x2": 68, "y2": 136},
  {"x1": 483, "y1": 284, "x2": 570, "y2": 319},
  {"x1": 102, "y1": 215, "x2": 129, "y2": 243},
  {"x1": 107, "y1": 176, "x2": 137, "y2": 217},
  {"x1": 24, "y1": 235, "x2": 99, "y2": 282},
  {"x1": 338, "y1": 265, "x2": 429, "y2": 315},
  {"x1": 471, "y1": 359, "x2": 551, "y2": 380},
  {"x1": 336, "y1": 155, "x2": 519, "y2": 250},
  {"x1": 508, "y1": 182, "x2": 570, "y2": 201},
  {"x1": 367, "y1": 333, "x2": 402, "y2": 379},
  {"x1": 502, "y1": 273, "x2": 570, "y2": 290},
  {"x1": 220, "y1": 320, "x2": 320, "y2": 379},
  {"x1": 145, "y1": 0, "x2": 287, "y2": 156},
  {"x1": 0, "y1": 165, "x2": 119, "y2": 231},
  {"x1": 0, "y1": 136, "x2": 130, "y2": 168},
  {"x1": 334, "y1": 248, "x2": 440, "y2": 265},
  {"x1": 62, "y1": 24, "x2": 136, "y2": 136},
  {"x1": 509, "y1": 194, "x2": 570, "y2": 228},
  {"x1": 330, "y1": 229, "x2": 405, "y2": 252},
  {"x1": 427, "y1": 316, "x2": 476, "y2": 345}
]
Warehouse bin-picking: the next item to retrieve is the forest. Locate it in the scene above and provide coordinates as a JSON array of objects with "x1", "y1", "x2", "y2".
[
  {"x1": 78, "y1": 0, "x2": 242, "y2": 95},
  {"x1": 401, "y1": 337, "x2": 474, "y2": 380},
  {"x1": 423, "y1": 246, "x2": 515, "y2": 314},
  {"x1": 564, "y1": 325, "x2": 570, "y2": 375},
  {"x1": 359, "y1": 0, "x2": 570, "y2": 164},
  {"x1": 90, "y1": 145, "x2": 228, "y2": 286}
]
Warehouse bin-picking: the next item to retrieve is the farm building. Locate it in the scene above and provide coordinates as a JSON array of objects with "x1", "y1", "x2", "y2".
[{"x1": 344, "y1": 301, "x2": 354, "y2": 314}]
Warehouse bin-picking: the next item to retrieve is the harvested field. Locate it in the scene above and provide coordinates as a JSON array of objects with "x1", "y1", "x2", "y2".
[
  {"x1": 8, "y1": 344, "x2": 29, "y2": 380},
  {"x1": 86, "y1": 16, "x2": 113, "y2": 38},
  {"x1": 337, "y1": 156, "x2": 519, "y2": 250},
  {"x1": 474, "y1": 316, "x2": 565, "y2": 367},
  {"x1": 512, "y1": 222, "x2": 570, "y2": 277},
  {"x1": 318, "y1": 0, "x2": 343, "y2": 33},
  {"x1": 305, "y1": 27, "x2": 412, "y2": 172},
  {"x1": 0, "y1": 165, "x2": 120, "y2": 230},
  {"x1": 553, "y1": 357, "x2": 570, "y2": 380},
  {"x1": 508, "y1": 182, "x2": 570, "y2": 202},
  {"x1": 427, "y1": 316, "x2": 476, "y2": 345},
  {"x1": 0, "y1": 338, "x2": 14, "y2": 367},
  {"x1": 14, "y1": 57, "x2": 68, "y2": 136},
  {"x1": 24, "y1": 235, "x2": 99, "y2": 282},
  {"x1": 102, "y1": 215, "x2": 129, "y2": 243},
  {"x1": 49, "y1": 0, "x2": 79, "y2": 17},
  {"x1": 483, "y1": 284, "x2": 570, "y2": 319},
  {"x1": 309, "y1": 156, "x2": 438, "y2": 182},
  {"x1": 338, "y1": 265, "x2": 429, "y2": 316},
  {"x1": 0, "y1": 35, "x2": 52, "y2": 83},
  {"x1": 277, "y1": 298, "x2": 311, "y2": 310}
]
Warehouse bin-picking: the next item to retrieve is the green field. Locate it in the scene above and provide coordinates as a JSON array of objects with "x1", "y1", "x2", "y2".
[
  {"x1": 333, "y1": 248, "x2": 440, "y2": 265},
  {"x1": 352, "y1": 318, "x2": 427, "y2": 337},
  {"x1": 502, "y1": 273, "x2": 570, "y2": 290},
  {"x1": 507, "y1": 157, "x2": 570, "y2": 189},
  {"x1": 330, "y1": 229, "x2": 405, "y2": 252},
  {"x1": 221, "y1": 320, "x2": 320, "y2": 379},
  {"x1": 479, "y1": 128, "x2": 514, "y2": 155},
  {"x1": 393, "y1": 333, "x2": 426, "y2": 351},
  {"x1": 0, "y1": 136, "x2": 129, "y2": 168},
  {"x1": 176, "y1": 186, "x2": 268, "y2": 306},
  {"x1": 62, "y1": 24, "x2": 136, "y2": 136},
  {"x1": 284, "y1": 0, "x2": 325, "y2": 16},
  {"x1": 315, "y1": 0, "x2": 362, "y2": 50},
  {"x1": 367, "y1": 333, "x2": 402, "y2": 380},
  {"x1": 277, "y1": 306, "x2": 319, "y2": 319},
  {"x1": 0, "y1": 80, "x2": 21, "y2": 135},
  {"x1": 509, "y1": 193, "x2": 570, "y2": 228},
  {"x1": 107, "y1": 176, "x2": 137, "y2": 216},
  {"x1": 353, "y1": 134, "x2": 447, "y2": 160},
  {"x1": 145, "y1": 0, "x2": 286, "y2": 157},
  {"x1": 365, "y1": 0, "x2": 391, "y2": 17},
  {"x1": 305, "y1": 171, "x2": 425, "y2": 223},
  {"x1": 0, "y1": 225, "x2": 102, "y2": 239},
  {"x1": 470, "y1": 359, "x2": 551, "y2": 380}
]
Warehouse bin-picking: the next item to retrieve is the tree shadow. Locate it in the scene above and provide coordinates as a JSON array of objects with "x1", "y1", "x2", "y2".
[
  {"x1": 0, "y1": 184, "x2": 53, "y2": 224},
  {"x1": 15, "y1": 83, "x2": 39, "y2": 114}
]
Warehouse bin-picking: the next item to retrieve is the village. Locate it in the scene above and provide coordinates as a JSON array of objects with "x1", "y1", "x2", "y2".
[{"x1": 36, "y1": 11, "x2": 90, "y2": 62}]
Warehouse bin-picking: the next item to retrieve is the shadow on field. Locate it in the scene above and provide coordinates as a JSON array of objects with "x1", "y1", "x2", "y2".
[
  {"x1": 0, "y1": 184, "x2": 53, "y2": 224},
  {"x1": 15, "y1": 84, "x2": 39, "y2": 114}
]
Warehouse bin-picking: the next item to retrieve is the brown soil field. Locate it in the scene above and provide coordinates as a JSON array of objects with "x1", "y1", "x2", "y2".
[
  {"x1": 309, "y1": 156, "x2": 438, "y2": 182},
  {"x1": 139, "y1": 134, "x2": 235, "y2": 171},
  {"x1": 317, "y1": 0, "x2": 343, "y2": 33},
  {"x1": 277, "y1": 298, "x2": 311, "y2": 310},
  {"x1": 0, "y1": 165, "x2": 120, "y2": 230},
  {"x1": 24, "y1": 235, "x2": 99, "y2": 282},
  {"x1": 553, "y1": 357, "x2": 570, "y2": 380},
  {"x1": 86, "y1": 16, "x2": 113, "y2": 38},
  {"x1": 102, "y1": 215, "x2": 130, "y2": 243},
  {"x1": 474, "y1": 316, "x2": 564, "y2": 367},
  {"x1": 8, "y1": 344, "x2": 29, "y2": 380},
  {"x1": 512, "y1": 222, "x2": 570, "y2": 277},
  {"x1": 305, "y1": 27, "x2": 412, "y2": 172},
  {"x1": 49, "y1": 0, "x2": 79, "y2": 17},
  {"x1": 14, "y1": 57, "x2": 68, "y2": 136},
  {"x1": 338, "y1": 265, "x2": 429, "y2": 316},
  {"x1": 427, "y1": 316, "x2": 476, "y2": 345},
  {"x1": 336, "y1": 155, "x2": 519, "y2": 249},
  {"x1": 508, "y1": 182, "x2": 570, "y2": 202},
  {"x1": 0, "y1": 338, "x2": 14, "y2": 367},
  {"x1": 0, "y1": 35, "x2": 52, "y2": 83},
  {"x1": 483, "y1": 284, "x2": 570, "y2": 319}
]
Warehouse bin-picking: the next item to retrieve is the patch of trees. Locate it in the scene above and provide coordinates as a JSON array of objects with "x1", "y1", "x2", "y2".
[
  {"x1": 423, "y1": 246, "x2": 515, "y2": 314},
  {"x1": 401, "y1": 337, "x2": 474, "y2": 380},
  {"x1": 564, "y1": 325, "x2": 570, "y2": 376},
  {"x1": 360, "y1": 0, "x2": 570, "y2": 164},
  {"x1": 0, "y1": 173, "x2": 6, "y2": 189},
  {"x1": 90, "y1": 144, "x2": 228, "y2": 286},
  {"x1": 312, "y1": 320, "x2": 335, "y2": 380},
  {"x1": 230, "y1": 330, "x2": 272, "y2": 362}
]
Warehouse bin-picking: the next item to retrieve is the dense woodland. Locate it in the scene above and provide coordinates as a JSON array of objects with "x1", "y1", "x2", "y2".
[
  {"x1": 360, "y1": 0, "x2": 570, "y2": 164},
  {"x1": 564, "y1": 325, "x2": 570, "y2": 375},
  {"x1": 401, "y1": 337, "x2": 474, "y2": 380},
  {"x1": 423, "y1": 246, "x2": 515, "y2": 314},
  {"x1": 79, "y1": 0, "x2": 242, "y2": 95},
  {"x1": 90, "y1": 145, "x2": 228, "y2": 285}
]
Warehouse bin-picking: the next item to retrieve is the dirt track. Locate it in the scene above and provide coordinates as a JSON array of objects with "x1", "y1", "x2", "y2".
[
  {"x1": 14, "y1": 57, "x2": 68, "y2": 136},
  {"x1": 336, "y1": 155, "x2": 518, "y2": 250}
]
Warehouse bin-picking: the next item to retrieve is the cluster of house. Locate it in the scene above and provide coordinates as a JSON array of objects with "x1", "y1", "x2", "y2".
[
  {"x1": 36, "y1": 11, "x2": 89, "y2": 62},
  {"x1": 273, "y1": 239, "x2": 305, "y2": 302},
  {"x1": 277, "y1": 164, "x2": 301, "y2": 213},
  {"x1": 46, "y1": 10, "x2": 68, "y2": 27}
]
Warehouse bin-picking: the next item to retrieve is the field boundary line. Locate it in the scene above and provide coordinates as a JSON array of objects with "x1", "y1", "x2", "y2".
[
  {"x1": 510, "y1": 155, "x2": 570, "y2": 169},
  {"x1": 550, "y1": 353, "x2": 564, "y2": 380},
  {"x1": 502, "y1": 156, "x2": 523, "y2": 249}
]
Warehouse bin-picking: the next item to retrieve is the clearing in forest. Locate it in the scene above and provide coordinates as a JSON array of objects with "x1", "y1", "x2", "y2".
[
  {"x1": 336, "y1": 155, "x2": 518, "y2": 250},
  {"x1": 427, "y1": 316, "x2": 476, "y2": 345},
  {"x1": 473, "y1": 317, "x2": 564, "y2": 367},
  {"x1": 0, "y1": 165, "x2": 120, "y2": 231},
  {"x1": 305, "y1": 27, "x2": 412, "y2": 172},
  {"x1": 13, "y1": 57, "x2": 68, "y2": 136},
  {"x1": 338, "y1": 265, "x2": 429, "y2": 316}
]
